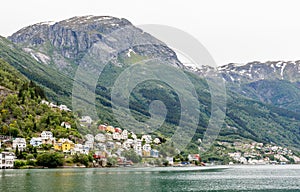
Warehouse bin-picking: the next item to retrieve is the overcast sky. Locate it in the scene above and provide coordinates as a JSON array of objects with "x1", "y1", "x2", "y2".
[{"x1": 1, "y1": 0, "x2": 300, "y2": 65}]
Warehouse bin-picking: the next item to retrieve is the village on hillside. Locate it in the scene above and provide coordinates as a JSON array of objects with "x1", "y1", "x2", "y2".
[{"x1": 0, "y1": 100, "x2": 299, "y2": 169}]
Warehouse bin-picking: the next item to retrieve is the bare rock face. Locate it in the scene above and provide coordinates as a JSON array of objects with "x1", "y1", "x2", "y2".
[{"x1": 9, "y1": 16, "x2": 182, "y2": 70}]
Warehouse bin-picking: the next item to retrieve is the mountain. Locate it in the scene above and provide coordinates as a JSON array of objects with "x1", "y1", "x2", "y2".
[
  {"x1": 1, "y1": 16, "x2": 299, "y2": 158},
  {"x1": 190, "y1": 61, "x2": 300, "y2": 83},
  {"x1": 9, "y1": 16, "x2": 182, "y2": 71},
  {"x1": 188, "y1": 61, "x2": 300, "y2": 113}
]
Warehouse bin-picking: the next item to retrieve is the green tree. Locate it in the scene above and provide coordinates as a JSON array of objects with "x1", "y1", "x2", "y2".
[
  {"x1": 36, "y1": 152, "x2": 64, "y2": 168},
  {"x1": 107, "y1": 157, "x2": 118, "y2": 167},
  {"x1": 122, "y1": 149, "x2": 142, "y2": 163},
  {"x1": 73, "y1": 154, "x2": 89, "y2": 167}
]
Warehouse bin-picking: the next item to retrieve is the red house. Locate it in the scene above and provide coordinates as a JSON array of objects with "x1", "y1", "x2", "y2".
[
  {"x1": 115, "y1": 127, "x2": 122, "y2": 133},
  {"x1": 98, "y1": 124, "x2": 107, "y2": 131}
]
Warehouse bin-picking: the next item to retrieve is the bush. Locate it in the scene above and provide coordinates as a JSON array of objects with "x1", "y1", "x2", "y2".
[
  {"x1": 122, "y1": 149, "x2": 142, "y2": 163},
  {"x1": 14, "y1": 160, "x2": 27, "y2": 168},
  {"x1": 36, "y1": 152, "x2": 64, "y2": 168},
  {"x1": 72, "y1": 154, "x2": 89, "y2": 167}
]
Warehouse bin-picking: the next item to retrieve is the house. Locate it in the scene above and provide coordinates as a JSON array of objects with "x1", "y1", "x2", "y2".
[
  {"x1": 106, "y1": 126, "x2": 115, "y2": 133},
  {"x1": 80, "y1": 116, "x2": 92, "y2": 124},
  {"x1": 142, "y1": 144, "x2": 151, "y2": 152},
  {"x1": 114, "y1": 127, "x2": 122, "y2": 133},
  {"x1": 142, "y1": 150, "x2": 150, "y2": 157},
  {"x1": 61, "y1": 122, "x2": 71, "y2": 129},
  {"x1": 40, "y1": 131, "x2": 55, "y2": 145},
  {"x1": 98, "y1": 124, "x2": 107, "y2": 131},
  {"x1": 150, "y1": 149, "x2": 159, "y2": 158},
  {"x1": 141, "y1": 135, "x2": 152, "y2": 144},
  {"x1": 40, "y1": 100, "x2": 50, "y2": 105},
  {"x1": 106, "y1": 142, "x2": 115, "y2": 150},
  {"x1": 71, "y1": 144, "x2": 83, "y2": 155},
  {"x1": 153, "y1": 138, "x2": 161, "y2": 144},
  {"x1": 49, "y1": 102, "x2": 58, "y2": 108},
  {"x1": 59, "y1": 104, "x2": 71, "y2": 112},
  {"x1": 142, "y1": 144, "x2": 151, "y2": 157},
  {"x1": 121, "y1": 130, "x2": 128, "y2": 140},
  {"x1": 95, "y1": 133, "x2": 106, "y2": 143},
  {"x1": 123, "y1": 139, "x2": 133, "y2": 149},
  {"x1": 112, "y1": 132, "x2": 121, "y2": 140},
  {"x1": 115, "y1": 142, "x2": 122, "y2": 149},
  {"x1": 0, "y1": 152, "x2": 15, "y2": 169},
  {"x1": 85, "y1": 134, "x2": 94, "y2": 142},
  {"x1": 30, "y1": 137, "x2": 43, "y2": 147},
  {"x1": 131, "y1": 133, "x2": 137, "y2": 140},
  {"x1": 105, "y1": 133, "x2": 113, "y2": 141},
  {"x1": 71, "y1": 144, "x2": 89, "y2": 155},
  {"x1": 133, "y1": 139, "x2": 142, "y2": 156},
  {"x1": 41, "y1": 131, "x2": 53, "y2": 140},
  {"x1": 188, "y1": 154, "x2": 201, "y2": 162},
  {"x1": 84, "y1": 140, "x2": 94, "y2": 149},
  {"x1": 12, "y1": 138, "x2": 26, "y2": 150},
  {"x1": 95, "y1": 143, "x2": 106, "y2": 151},
  {"x1": 54, "y1": 138, "x2": 74, "y2": 152},
  {"x1": 166, "y1": 157, "x2": 174, "y2": 165},
  {"x1": 42, "y1": 137, "x2": 56, "y2": 145}
]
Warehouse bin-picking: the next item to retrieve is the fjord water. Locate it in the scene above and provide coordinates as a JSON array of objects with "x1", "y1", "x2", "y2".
[{"x1": 0, "y1": 165, "x2": 299, "y2": 192}]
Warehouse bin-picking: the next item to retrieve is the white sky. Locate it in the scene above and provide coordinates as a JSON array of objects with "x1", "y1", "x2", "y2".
[{"x1": 1, "y1": 0, "x2": 300, "y2": 65}]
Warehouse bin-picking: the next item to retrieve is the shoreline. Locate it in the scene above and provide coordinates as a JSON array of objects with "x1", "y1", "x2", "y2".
[{"x1": 3, "y1": 163, "x2": 300, "y2": 170}]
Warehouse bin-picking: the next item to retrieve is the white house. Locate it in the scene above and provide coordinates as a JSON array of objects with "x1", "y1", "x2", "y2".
[
  {"x1": 49, "y1": 102, "x2": 58, "y2": 108},
  {"x1": 105, "y1": 133, "x2": 113, "y2": 141},
  {"x1": 80, "y1": 116, "x2": 92, "y2": 124},
  {"x1": 131, "y1": 133, "x2": 137, "y2": 140},
  {"x1": 40, "y1": 100, "x2": 50, "y2": 105},
  {"x1": 0, "y1": 152, "x2": 15, "y2": 169},
  {"x1": 84, "y1": 140, "x2": 94, "y2": 149},
  {"x1": 106, "y1": 142, "x2": 115, "y2": 150},
  {"x1": 85, "y1": 134, "x2": 95, "y2": 142},
  {"x1": 142, "y1": 144, "x2": 151, "y2": 152},
  {"x1": 141, "y1": 135, "x2": 152, "y2": 144},
  {"x1": 61, "y1": 122, "x2": 71, "y2": 129},
  {"x1": 59, "y1": 104, "x2": 71, "y2": 112},
  {"x1": 115, "y1": 142, "x2": 122, "y2": 149},
  {"x1": 41, "y1": 131, "x2": 53, "y2": 140},
  {"x1": 112, "y1": 132, "x2": 121, "y2": 141},
  {"x1": 95, "y1": 133, "x2": 106, "y2": 143},
  {"x1": 133, "y1": 139, "x2": 142, "y2": 156},
  {"x1": 153, "y1": 138, "x2": 161, "y2": 144},
  {"x1": 121, "y1": 130, "x2": 128, "y2": 140},
  {"x1": 12, "y1": 138, "x2": 26, "y2": 150},
  {"x1": 188, "y1": 154, "x2": 200, "y2": 161},
  {"x1": 71, "y1": 144, "x2": 90, "y2": 155},
  {"x1": 30, "y1": 137, "x2": 43, "y2": 147},
  {"x1": 166, "y1": 157, "x2": 174, "y2": 165},
  {"x1": 123, "y1": 139, "x2": 133, "y2": 149}
]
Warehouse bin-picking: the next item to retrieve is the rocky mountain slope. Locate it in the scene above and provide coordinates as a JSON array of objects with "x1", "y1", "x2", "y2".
[
  {"x1": 188, "y1": 61, "x2": 300, "y2": 113},
  {"x1": 9, "y1": 16, "x2": 182, "y2": 72},
  {"x1": 189, "y1": 60, "x2": 300, "y2": 83}
]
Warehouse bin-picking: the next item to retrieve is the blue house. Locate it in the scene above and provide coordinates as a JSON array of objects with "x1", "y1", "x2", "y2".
[{"x1": 150, "y1": 149, "x2": 159, "y2": 158}]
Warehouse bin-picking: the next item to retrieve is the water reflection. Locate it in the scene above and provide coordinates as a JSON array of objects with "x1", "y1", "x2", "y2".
[{"x1": 0, "y1": 165, "x2": 299, "y2": 192}]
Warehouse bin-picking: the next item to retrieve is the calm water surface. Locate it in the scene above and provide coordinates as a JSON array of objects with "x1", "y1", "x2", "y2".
[{"x1": 0, "y1": 165, "x2": 299, "y2": 192}]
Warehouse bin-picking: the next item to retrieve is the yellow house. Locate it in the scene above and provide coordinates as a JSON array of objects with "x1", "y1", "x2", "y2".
[
  {"x1": 54, "y1": 138, "x2": 75, "y2": 152},
  {"x1": 142, "y1": 150, "x2": 150, "y2": 157},
  {"x1": 106, "y1": 126, "x2": 115, "y2": 133}
]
